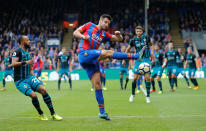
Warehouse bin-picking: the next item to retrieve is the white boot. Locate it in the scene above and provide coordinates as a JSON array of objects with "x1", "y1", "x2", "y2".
[
  {"x1": 146, "y1": 97, "x2": 151, "y2": 103},
  {"x1": 129, "y1": 95, "x2": 134, "y2": 102}
]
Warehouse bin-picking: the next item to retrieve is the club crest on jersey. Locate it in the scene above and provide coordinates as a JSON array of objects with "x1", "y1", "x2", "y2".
[
  {"x1": 84, "y1": 52, "x2": 88, "y2": 55},
  {"x1": 92, "y1": 34, "x2": 102, "y2": 43},
  {"x1": 24, "y1": 85, "x2": 28, "y2": 89}
]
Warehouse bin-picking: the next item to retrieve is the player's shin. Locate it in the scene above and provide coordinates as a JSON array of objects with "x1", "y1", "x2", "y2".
[
  {"x1": 170, "y1": 78, "x2": 174, "y2": 89},
  {"x1": 136, "y1": 79, "x2": 140, "y2": 90},
  {"x1": 95, "y1": 89, "x2": 105, "y2": 114},
  {"x1": 184, "y1": 76, "x2": 190, "y2": 86},
  {"x1": 2, "y1": 78, "x2": 5, "y2": 88},
  {"x1": 145, "y1": 80, "x2": 151, "y2": 97},
  {"x1": 158, "y1": 80, "x2": 163, "y2": 91},
  {"x1": 151, "y1": 80, "x2": 155, "y2": 90},
  {"x1": 32, "y1": 98, "x2": 43, "y2": 115},
  {"x1": 120, "y1": 78, "x2": 123, "y2": 89},
  {"x1": 132, "y1": 81, "x2": 136, "y2": 95},
  {"x1": 124, "y1": 78, "x2": 129, "y2": 89},
  {"x1": 58, "y1": 79, "x2": 61, "y2": 90},
  {"x1": 42, "y1": 93, "x2": 55, "y2": 115},
  {"x1": 102, "y1": 77, "x2": 106, "y2": 87},
  {"x1": 69, "y1": 78, "x2": 72, "y2": 89},
  {"x1": 191, "y1": 78, "x2": 198, "y2": 86},
  {"x1": 112, "y1": 52, "x2": 139, "y2": 60},
  {"x1": 174, "y1": 77, "x2": 178, "y2": 87}
]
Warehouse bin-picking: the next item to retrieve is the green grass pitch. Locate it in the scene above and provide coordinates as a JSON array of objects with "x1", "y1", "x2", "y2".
[{"x1": 0, "y1": 79, "x2": 206, "y2": 131}]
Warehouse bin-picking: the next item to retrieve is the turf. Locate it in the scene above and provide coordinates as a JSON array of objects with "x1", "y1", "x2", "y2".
[{"x1": 0, "y1": 78, "x2": 206, "y2": 131}]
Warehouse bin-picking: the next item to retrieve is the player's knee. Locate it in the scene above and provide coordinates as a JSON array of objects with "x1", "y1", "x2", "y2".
[
  {"x1": 102, "y1": 50, "x2": 113, "y2": 57},
  {"x1": 157, "y1": 77, "x2": 161, "y2": 81},
  {"x1": 151, "y1": 77, "x2": 154, "y2": 81},
  {"x1": 39, "y1": 86, "x2": 47, "y2": 95},
  {"x1": 59, "y1": 77, "x2": 61, "y2": 80},
  {"x1": 3, "y1": 77, "x2": 5, "y2": 80},
  {"x1": 94, "y1": 83, "x2": 101, "y2": 89},
  {"x1": 145, "y1": 75, "x2": 150, "y2": 81},
  {"x1": 30, "y1": 92, "x2": 37, "y2": 99},
  {"x1": 172, "y1": 74, "x2": 176, "y2": 78}
]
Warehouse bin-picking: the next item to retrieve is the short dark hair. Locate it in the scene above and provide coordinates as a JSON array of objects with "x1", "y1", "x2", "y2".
[
  {"x1": 135, "y1": 26, "x2": 144, "y2": 31},
  {"x1": 100, "y1": 14, "x2": 113, "y2": 21},
  {"x1": 19, "y1": 35, "x2": 26, "y2": 44}
]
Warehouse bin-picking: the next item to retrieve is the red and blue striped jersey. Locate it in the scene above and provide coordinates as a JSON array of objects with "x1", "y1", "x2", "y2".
[
  {"x1": 78, "y1": 22, "x2": 112, "y2": 52},
  {"x1": 33, "y1": 55, "x2": 43, "y2": 70}
]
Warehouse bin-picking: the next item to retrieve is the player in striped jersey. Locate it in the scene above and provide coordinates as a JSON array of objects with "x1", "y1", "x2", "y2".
[
  {"x1": 56, "y1": 47, "x2": 72, "y2": 90},
  {"x1": 175, "y1": 48, "x2": 190, "y2": 88},
  {"x1": 125, "y1": 26, "x2": 153, "y2": 103},
  {"x1": 33, "y1": 50, "x2": 43, "y2": 79},
  {"x1": 184, "y1": 47, "x2": 199, "y2": 90},
  {"x1": 150, "y1": 44, "x2": 164, "y2": 94},
  {"x1": 73, "y1": 14, "x2": 145, "y2": 120},
  {"x1": 10, "y1": 35, "x2": 62, "y2": 121},
  {"x1": 162, "y1": 42, "x2": 178, "y2": 92},
  {"x1": 1, "y1": 51, "x2": 13, "y2": 91}
]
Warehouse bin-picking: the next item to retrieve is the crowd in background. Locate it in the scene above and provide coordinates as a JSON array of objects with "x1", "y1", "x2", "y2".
[
  {"x1": 0, "y1": 0, "x2": 206, "y2": 71},
  {"x1": 178, "y1": 2, "x2": 206, "y2": 32}
]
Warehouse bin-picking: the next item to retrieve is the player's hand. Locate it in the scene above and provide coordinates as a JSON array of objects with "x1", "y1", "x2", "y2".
[
  {"x1": 26, "y1": 59, "x2": 34, "y2": 65},
  {"x1": 162, "y1": 65, "x2": 165, "y2": 68},
  {"x1": 83, "y1": 35, "x2": 90, "y2": 40},
  {"x1": 112, "y1": 59, "x2": 116, "y2": 64},
  {"x1": 115, "y1": 31, "x2": 121, "y2": 36},
  {"x1": 8, "y1": 64, "x2": 12, "y2": 68}
]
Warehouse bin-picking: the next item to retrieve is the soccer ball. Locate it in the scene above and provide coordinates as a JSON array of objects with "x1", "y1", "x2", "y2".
[{"x1": 138, "y1": 62, "x2": 151, "y2": 74}]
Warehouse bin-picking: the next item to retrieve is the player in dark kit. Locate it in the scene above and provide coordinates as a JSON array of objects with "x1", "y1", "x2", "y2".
[
  {"x1": 120, "y1": 46, "x2": 130, "y2": 90},
  {"x1": 1, "y1": 51, "x2": 13, "y2": 91},
  {"x1": 162, "y1": 42, "x2": 178, "y2": 92},
  {"x1": 56, "y1": 47, "x2": 72, "y2": 90},
  {"x1": 184, "y1": 47, "x2": 199, "y2": 90},
  {"x1": 10, "y1": 35, "x2": 62, "y2": 121},
  {"x1": 125, "y1": 26, "x2": 153, "y2": 103},
  {"x1": 150, "y1": 44, "x2": 164, "y2": 94},
  {"x1": 175, "y1": 48, "x2": 190, "y2": 88},
  {"x1": 73, "y1": 14, "x2": 145, "y2": 120}
]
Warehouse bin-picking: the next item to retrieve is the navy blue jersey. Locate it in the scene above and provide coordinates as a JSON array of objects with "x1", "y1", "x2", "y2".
[
  {"x1": 58, "y1": 54, "x2": 72, "y2": 69},
  {"x1": 4, "y1": 56, "x2": 12, "y2": 70},
  {"x1": 129, "y1": 35, "x2": 151, "y2": 59},
  {"x1": 176, "y1": 54, "x2": 185, "y2": 68},
  {"x1": 164, "y1": 50, "x2": 179, "y2": 66},
  {"x1": 12, "y1": 48, "x2": 31, "y2": 81},
  {"x1": 120, "y1": 60, "x2": 129, "y2": 69},
  {"x1": 154, "y1": 52, "x2": 164, "y2": 67},
  {"x1": 186, "y1": 53, "x2": 196, "y2": 69}
]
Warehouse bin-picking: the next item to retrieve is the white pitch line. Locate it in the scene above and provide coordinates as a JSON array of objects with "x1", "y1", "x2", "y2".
[{"x1": 0, "y1": 114, "x2": 206, "y2": 120}]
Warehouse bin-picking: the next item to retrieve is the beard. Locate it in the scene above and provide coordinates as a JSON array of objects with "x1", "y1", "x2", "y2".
[{"x1": 24, "y1": 42, "x2": 30, "y2": 49}]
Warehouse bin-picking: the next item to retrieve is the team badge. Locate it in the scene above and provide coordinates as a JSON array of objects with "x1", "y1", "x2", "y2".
[{"x1": 24, "y1": 85, "x2": 28, "y2": 89}]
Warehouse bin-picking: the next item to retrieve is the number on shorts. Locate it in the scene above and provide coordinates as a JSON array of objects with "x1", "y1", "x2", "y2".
[{"x1": 32, "y1": 78, "x2": 40, "y2": 83}]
